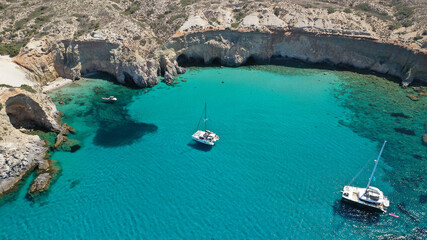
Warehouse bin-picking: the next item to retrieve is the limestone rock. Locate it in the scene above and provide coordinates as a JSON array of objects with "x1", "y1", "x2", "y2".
[
  {"x1": 27, "y1": 173, "x2": 52, "y2": 196},
  {"x1": 38, "y1": 159, "x2": 50, "y2": 171},
  {"x1": 5, "y1": 94, "x2": 56, "y2": 131},
  {"x1": 423, "y1": 134, "x2": 427, "y2": 147},
  {"x1": 164, "y1": 30, "x2": 427, "y2": 85},
  {"x1": 407, "y1": 94, "x2": 419, "y2": 101},
  {"x1": 179, "y1": 16, "x2": 210, "y2": 32},
  {"x1": 0, "y1": 88, "x2": 59, "y2": 196}
]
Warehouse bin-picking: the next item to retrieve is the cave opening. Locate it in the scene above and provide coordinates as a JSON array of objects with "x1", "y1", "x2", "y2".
[
  {"x1": 176, "y1": 54, "x2": 189, "y2": 67},
  {"x1": 176, "y1": 54, "x2": 205, "y2": 67},
  {"x1": 244, "y1": 56, "x2": 257, "y2": 66},
  {"x1": 6, "y1": 94, "x2": 54, "y2": 131},
  {"x1": 123, "y1": 72, "x2": 140, "y2": 89},
  {"x1": 210, "y1": 57, "x2": 222, "y2": 66}
]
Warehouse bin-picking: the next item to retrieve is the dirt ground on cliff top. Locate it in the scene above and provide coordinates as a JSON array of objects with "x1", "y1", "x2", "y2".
[{"x1": 0, "y1": 0, "x2": 426, "y2": 57}]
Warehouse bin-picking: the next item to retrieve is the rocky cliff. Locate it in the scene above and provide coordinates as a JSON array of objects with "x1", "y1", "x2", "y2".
[
  {"x1": 0, "y1": 87, "x2": 60, "y2": 196},
  {"x1": 13, "y1": 28, "x2": 427, "y2": 89},
  {"x1": 162, "y1": 29, "x2": 427, "y2": 86},
  {"x1": 15, "y1": 38, "x2": 159, "y2": 88}
]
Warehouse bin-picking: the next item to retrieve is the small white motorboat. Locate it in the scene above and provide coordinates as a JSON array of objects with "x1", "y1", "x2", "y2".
[
  {"x1": 102, "y1": 96, "x2": 117, "y2": 102},
  {"x1": 192, "y1": 103, "x2": 219, "y2": 146}
]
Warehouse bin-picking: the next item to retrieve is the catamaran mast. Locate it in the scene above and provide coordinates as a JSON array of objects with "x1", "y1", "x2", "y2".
[
  {"x1": 366, "y1": 141, "x2": 387, "y2": 190},
  {"x1": 204, "y1": 102, "x2": 207, "y2": 131}
]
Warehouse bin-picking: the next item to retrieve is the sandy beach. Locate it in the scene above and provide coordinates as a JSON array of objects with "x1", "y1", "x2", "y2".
[
  {"x1": 0, "y1": 56, "x2": 36, "y2": 87},
  {"x1": 42, "y1": 78, "x2": 73, "y2": 93}
]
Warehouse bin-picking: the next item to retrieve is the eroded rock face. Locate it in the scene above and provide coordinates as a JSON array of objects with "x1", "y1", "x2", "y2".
[
  {"x1": 0, "y1": 88, "x2": 60, "y2": 196},
  {"x1": 6, "y1": 94, "x2": 54, "y2": 131},
  {"x1": 53, "y1": 40, "x2": 159, "y2": 87},
  {"x1": 164, "y1": 30, "x2": 427, "y2": 85},
  {"x1": 0, "y1": 134, "x2": 46, "y2": 195}
]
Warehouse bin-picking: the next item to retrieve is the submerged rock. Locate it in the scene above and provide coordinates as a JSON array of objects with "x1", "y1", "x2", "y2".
[
  {"x1": 37, "y1": 159, "x2": 50, "y2": 171},
  {"x1": 406, "y1": 94, "x2": 419, "y2": 101},
  {"x1": 390, "y1": 112, "x2": 411, "y2": 119},
  {"x1": 423, "y1": 134, "x2": 427, "y2": 147},
  {"x1": 397, "y1": 203, "x2": 421, "y2": 222},
  {"x1": 27, "y1": 173, "x2": 52, "y2": 197},
  {"x1": 57, "y1": 138, "x2": 81, "y2": 152},
  {"x1": 53, "y1": 134, "x2": 66, "y2": 149},
  {"x1": 394, "y1": 127, "x2": 416, "y2": 136}
]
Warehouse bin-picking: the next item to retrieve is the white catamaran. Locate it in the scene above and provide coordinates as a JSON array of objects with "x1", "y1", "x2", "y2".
[
  {"x1": 192, "y1": 103, "x2": 219, "y2": 146},
  {"x1": 341, "y1": 141, "x2": 390, "y2": 213}
]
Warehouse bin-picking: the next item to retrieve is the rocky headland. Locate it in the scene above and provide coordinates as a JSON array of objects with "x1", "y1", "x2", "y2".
[
  {"x1": 0, "y1": 85, "x2": 60, "y2": 197},
  {"x1": 0, "y1": 0, "x2": 427, "y2": 197}
]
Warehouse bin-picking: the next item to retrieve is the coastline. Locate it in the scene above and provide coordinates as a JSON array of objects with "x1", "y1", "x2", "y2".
[
  {"x1": 42, "y1": 78, "x2": 73, "y2": 93},
  {"x1": 1, "y1": 12, "x2": 427, "y2": 202}
]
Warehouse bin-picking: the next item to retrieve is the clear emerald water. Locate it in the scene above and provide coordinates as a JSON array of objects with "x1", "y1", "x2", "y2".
[{"x1": 0, "y1": 65, "x2": 426, "y2": 239}]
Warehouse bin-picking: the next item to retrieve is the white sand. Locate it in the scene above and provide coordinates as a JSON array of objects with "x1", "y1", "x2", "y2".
[
  {"x1": 179, "y1": 16, "x2": 210, "y2": 31},
  {"x1": 0, "y1": 56, "x2": 36, "y2": 87},
  {"x1": 42, "y1": 78, "x2": 73, "y2": 93}
]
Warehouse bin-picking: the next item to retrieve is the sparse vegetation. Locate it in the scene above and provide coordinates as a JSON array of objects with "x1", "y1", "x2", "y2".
[
  {"x1": 0, "y1": 40, "x2": 28, "y2": 57},
  {"x1": 395, "y1": 6, "x2": 413, "y2": 20},
  {"x1": 167, "y1": 14, "x2": 186, "y2": 24},
  {"x1": 414, "y1": 35, "x2": 422, "y2": 41},
  {"x1": 123, "y1": 1, "x2": 140, "y2": 15},
  {"x1": 180, "y1": 0, "x2": 198, "y2": 7},
  {"x1": 20, "y1": 84, "x2": 36, "y2": 93},
  {"x1": 234, "y1": 12, "x2": 246, "y2": 21},
  {"x1": 133, "y1": 35, "x2": 141, "y2": 40},
  {"x1": 344, "y1": 8, "x2": 352, "y2": 13},
  {"x1": 327, "y1": 7, "x2": 335, "y2": 14},
  {"x1": 388, "y1": 23, "x2": 401, "y2": 30},
  {"x1": 402, "y1": 20, "x2": 413, "y2": 28},
  {"x1": 355, "y1": 3, "x2": 389, "y2": 19},
  {"x1": 231, "y1": 22, "x2": 239, "y2": 28},
  {"x1": 0, "y1": 3, "x2": 8, "y2": 10}
]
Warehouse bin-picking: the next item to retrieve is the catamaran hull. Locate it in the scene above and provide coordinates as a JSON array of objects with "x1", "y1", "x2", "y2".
[
  {"x1": 192, "y1": 136, "x2": 215, "y2": 146},
  {"x1": 341, "y1": 197, "x2": 386, "y2": 213},
  {"x1": 192, "y1": 130, "x2": 219, "y2": 146}
]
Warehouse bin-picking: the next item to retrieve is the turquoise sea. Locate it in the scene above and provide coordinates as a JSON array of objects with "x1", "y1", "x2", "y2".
[{"x1": 0, "y1": 64, "x2": 426, "y2": 239}]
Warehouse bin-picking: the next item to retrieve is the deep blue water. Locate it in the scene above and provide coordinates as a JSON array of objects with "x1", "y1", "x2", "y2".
[{"x1": 0, "y1": 66, "x2": 425, "y2": 239}]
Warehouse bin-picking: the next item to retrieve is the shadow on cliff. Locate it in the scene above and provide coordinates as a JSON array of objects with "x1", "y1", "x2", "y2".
[
  {"x1": 176, "y1": 54, "x2": 413, "y2": 86},
  {"x1": 332, "y1": 200, "x2": 380, "y2": 224},
  {"x1": 93, "y1": 120, "x2": 158, "y2": 147}
]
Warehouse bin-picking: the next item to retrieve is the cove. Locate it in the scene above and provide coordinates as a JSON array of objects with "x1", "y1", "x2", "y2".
[{"x1": 0, "y1": 66, "x2": 425, "y2": 239}]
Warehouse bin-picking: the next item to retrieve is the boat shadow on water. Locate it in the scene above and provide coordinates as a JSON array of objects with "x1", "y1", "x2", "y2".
[
  {"x1": 332, "y1": 200, "x2": 381, "y2": 224},
  {"x1": 187, "y1": 141, "x2": 213, "y2": 152}
]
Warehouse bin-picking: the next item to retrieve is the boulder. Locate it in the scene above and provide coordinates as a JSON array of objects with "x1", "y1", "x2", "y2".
[
  {"x1": 407, "y1": 94, "x2": 419, "y2": 101},
  {"x1": 27, "y1": 173, "x2": 52, "y2": 196}
]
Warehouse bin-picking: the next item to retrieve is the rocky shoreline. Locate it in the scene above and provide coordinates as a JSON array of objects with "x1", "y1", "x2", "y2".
[
  {"x1": 1, "y1": 10, "x2": 427, "y2": 198},
  {"x1": 0, "y1": 87, "x2": 60, "y2": 197},
  {"x1": 12, "y1": 29, "x2": 427, "y2": 89}
]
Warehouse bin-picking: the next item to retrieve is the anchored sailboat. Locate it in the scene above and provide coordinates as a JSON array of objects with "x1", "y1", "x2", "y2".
[
  {"x1": 192, "y1": 102, "x2": 219, "y2": 146},
  {"x1": 341, "y1": 141, "x2": 390, "y2": 213}
]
